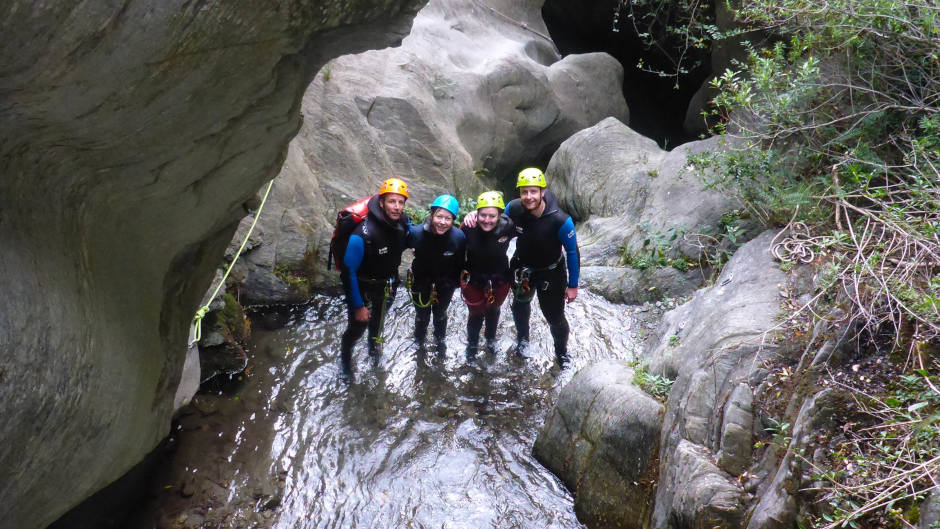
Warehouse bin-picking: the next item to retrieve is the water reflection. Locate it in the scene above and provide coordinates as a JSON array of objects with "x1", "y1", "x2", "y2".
[{"x1": 137, "y1": 290, "x2": 647, "y2": 529}]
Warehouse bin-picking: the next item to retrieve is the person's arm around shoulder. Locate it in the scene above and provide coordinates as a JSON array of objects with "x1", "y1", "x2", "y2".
[
  {"x1": 558, "y1": 217, "x2": 579, "y2": 302},
  {"x1": 461, "y1": 210, "x2": 478, "y2": 228},
  {"x1": 344, "y1": 235, "x2": 370, "y2": 321}
]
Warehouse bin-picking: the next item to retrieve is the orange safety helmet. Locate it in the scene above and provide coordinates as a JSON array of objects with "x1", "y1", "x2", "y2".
[{"x1": 379, "y1": 177, "x2": 409, "y2": 199}]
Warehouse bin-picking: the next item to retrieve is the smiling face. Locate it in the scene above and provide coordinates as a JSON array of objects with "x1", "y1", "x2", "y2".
[
  {"x1": 477, "y1": 207, "x2": 500, "y2": 232},
  {"x1": 380, "y1": 193, "x2": 406, "y2": 221},
  {"x1": 518, "y1": 186, "x2": 544, "y2": 211},
  {"x1": 429, "y1": 208, "x2": 454, "y2": 235}
]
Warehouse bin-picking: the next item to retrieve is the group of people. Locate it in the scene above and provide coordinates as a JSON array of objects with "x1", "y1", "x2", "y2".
[{"x1": 337, "y1": 168, "x2": 579, "y2": 378}]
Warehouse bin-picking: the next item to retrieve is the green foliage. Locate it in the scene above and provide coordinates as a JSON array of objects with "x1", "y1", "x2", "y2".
[
  {"x1": 631, "y1": 362, "x2": 675, "y2": 400},
  {"x1": 764, "y1": 416, "x2": 791, "y2": 447},
  {"x1": 404, "y1": 205, "x2": 429, "y2": 224},
  {"x1": 219, "y1": 293, "x2": 250, "y2": 343},
  {"x1": 406, "y1": 194, "x2": 478, "y2": 226},
  {"x1": 620, "y1": 224, "x2": 697, "y2": 272},
  {"x1": 697, "y1": 0, "x2": 940, "y2": 344}
]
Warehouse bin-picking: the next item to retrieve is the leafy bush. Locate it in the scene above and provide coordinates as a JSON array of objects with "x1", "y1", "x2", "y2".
[
  {"x1": 632, "y1": 363, "x2": 675, "y2": 400},
  {"x1": 698, "y1": 0, "x2": 940, "y2": 346},
  {"x1": 689, "y1": 2, "x2": 940, "y2": 527}
]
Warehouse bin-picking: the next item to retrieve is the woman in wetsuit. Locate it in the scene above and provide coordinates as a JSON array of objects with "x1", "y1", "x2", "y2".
[
  {"x1": 459, "y1": 191, "x2": 515, "y2": 359},
  {"x1": 407, "y1": 194, "x2": 465, "y2": 353}
]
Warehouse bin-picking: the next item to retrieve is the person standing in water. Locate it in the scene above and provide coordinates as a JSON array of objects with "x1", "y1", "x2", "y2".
[
  {"x1": 407, "y1": 194, "x2": 466, "y2": 354},
  {"x1": 339, "y1": 178, "x2": 411, "y2": 377},
  {"x1": 462, "y1": 168, "x2": 579, "y2": 367},
  {"x1": 459, "y1": 191, "x2": 515, "y2": 360},
  {"x1": 505, "y1": 168, "x2": 579, "y2": 367}
]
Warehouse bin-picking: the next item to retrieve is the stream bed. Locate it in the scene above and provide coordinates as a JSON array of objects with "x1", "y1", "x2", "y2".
[{"x1": 133, "y1": 291, "x2": 657, "y2": 529}]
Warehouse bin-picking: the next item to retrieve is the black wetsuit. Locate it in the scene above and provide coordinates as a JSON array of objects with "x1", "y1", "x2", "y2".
[
  {"x1": 460, "y1": 215, "x2": 515, "y2": 352},
  {"x1": 408, "y1": 221, "x2": 466, "y2": 347},
  {"x1": 505, "y1": 189, "x2": 580, "y2": 361},
  {"x1": 340, "y1": 194, "x2": 410, "y2": 370}
]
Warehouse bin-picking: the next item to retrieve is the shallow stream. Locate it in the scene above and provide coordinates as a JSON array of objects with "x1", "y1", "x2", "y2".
[{"x1": 134, "y1": 291, "x2": 654, "y2": 529}]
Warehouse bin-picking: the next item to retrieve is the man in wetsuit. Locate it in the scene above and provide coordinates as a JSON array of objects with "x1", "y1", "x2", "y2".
[
  {"x1": 505, "y1": 167, "x2": 579, "y2": 367},
  {"x1": 408, "y1": 194, "x2": 466, "y2": 353},
  {"x1": 340, "y1": 177, "x2": 411, "y2": 376}
]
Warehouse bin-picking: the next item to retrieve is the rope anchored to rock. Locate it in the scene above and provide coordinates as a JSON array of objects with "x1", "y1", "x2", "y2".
[{"x1": 190, "y1": 178, "x2": 276, "y2": 345}]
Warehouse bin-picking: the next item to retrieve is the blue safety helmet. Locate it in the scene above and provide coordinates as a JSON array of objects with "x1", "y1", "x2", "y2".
[{"x1": 429, "y1": 194, "x2": 459, "y2": 218}]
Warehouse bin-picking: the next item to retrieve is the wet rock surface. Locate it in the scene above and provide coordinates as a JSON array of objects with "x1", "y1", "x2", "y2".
[
  {"x1": 0, "y1": 2, "x2": 424, "y2": 527},
  {"x1": 580, "y1": 265, "x2": 705, "y2": 305}
]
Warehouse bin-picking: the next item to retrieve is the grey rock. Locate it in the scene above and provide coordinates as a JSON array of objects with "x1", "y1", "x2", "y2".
[
  {"x1": 653, "y1": 440, "x2": 746, "y2": 529},
  {"x1": 718, "y1": 383, "x2": 754, "y2": 477},
  {"x1": 535, "y1": 361, "x2": 663, "y2": 529},
  {"x1": 921, "y1": 481, "x2": 940, "y2": 529},
  {"x1": 173, "y1": 345, "x2": 201, "y2": 412},
  {"x1": 234, "y1": 0, "x2": 630, "y2": 300},
  {"x1": 0, "y1": 1, "x2": 424, "y2": 527},
  {"x1": 645, "y1": 231, "x2": 786, "y2": 528},
  {"x1": 549, "y1": 118, "x2": 742, "y2": 266},
  {"x1": 747, "y1": 389, "x2": 836, "y2": 529},
  {"x1": 582, "y1": 265, "x2": 705, "y2": 304}
]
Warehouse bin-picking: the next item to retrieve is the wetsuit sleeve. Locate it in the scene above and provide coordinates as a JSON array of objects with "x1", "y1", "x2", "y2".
[
  {"x1": 406, "y1": 225, "x2": 421, "y2": 249},
  {"x1": 558, "y1": 218, "x2": 579, "y2": 288},
  {"x1": 343, "y1": 235, "x2": 366, "y2": 308},
  {"x1": 454, "y1": 229, "x2": 467, "y2": 272}
]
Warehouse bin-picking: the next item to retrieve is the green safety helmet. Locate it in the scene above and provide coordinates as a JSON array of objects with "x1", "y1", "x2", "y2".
[
  {"x1": 476, "y1": 191, "x2": 504, "y2": 210},
  {"x1": 516, "y1": 167, "x2": 547, "y2": 188},
  {"x1": 429, "y1": 194, "x2": 459, "y2": 218}
]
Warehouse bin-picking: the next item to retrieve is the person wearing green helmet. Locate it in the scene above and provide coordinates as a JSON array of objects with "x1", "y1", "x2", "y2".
[
  {"x1": 459, "y1": 191, "x2": 516, "y2": 359},
  {"x1": 406, "y1": 194, "x2": 466, "y2": 353},
  {"x1": 463, "y1": 168, "x2": 580, "y2": 368}
]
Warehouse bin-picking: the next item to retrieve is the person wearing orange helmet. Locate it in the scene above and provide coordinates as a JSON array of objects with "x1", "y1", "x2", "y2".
[{"x1": 339, "y1": 177, "x2": 411, "y2": 377}]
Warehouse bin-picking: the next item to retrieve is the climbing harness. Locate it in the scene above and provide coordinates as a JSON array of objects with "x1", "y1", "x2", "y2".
[
  {"x1": 513, "y1": 267, "x2": 534, "y2": 303},
  {"x1": 461, "y1": 270, "x2": 501, "y2": 308},
  {"x1": 406, "y1": 269, "x2": 437, "y2": 308},
  {"x1": 371, "y1": 278, "x2": 395, "y2": 345},
  {"x1": 189, "y1": 178, "x2": 275, "y2": 345}
]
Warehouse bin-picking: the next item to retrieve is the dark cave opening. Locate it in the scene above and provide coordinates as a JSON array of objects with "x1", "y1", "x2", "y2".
[{"x1": 542, "y1": 0, "x2": 714, "y2": 149}]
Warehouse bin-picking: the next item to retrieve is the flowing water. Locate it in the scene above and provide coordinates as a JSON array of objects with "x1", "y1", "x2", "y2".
[{"x1": 135, "y1": 290, "x2": 655, "y2": 529}]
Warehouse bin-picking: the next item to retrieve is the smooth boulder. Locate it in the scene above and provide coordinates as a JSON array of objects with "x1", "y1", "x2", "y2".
[
  {"x1": 548, "y1": 117, "x2": 740, "y2": 267},
  {"x1": 535, "y1": 361, "x2": 664, "y2": 529}
]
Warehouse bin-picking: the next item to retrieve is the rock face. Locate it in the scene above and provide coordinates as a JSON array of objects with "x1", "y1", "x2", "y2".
[
  {"x1": 0, "y1": 2, "x2": 423, "y2": 528},
  {"x1": 548, "y1": 117, "x2": 740, "y2": 267},
  {"x1": 230, "y1": 0, "x2": 631, "y2": 302},
  {"x1": 643, "y1": 230, "x2": 785, "y2": 528},
  {"x1": 538, "y1": 230, "x2": 789, "y2": 528},
  {"x1": 534, "y1": 361, "x2": 664, "y2": 529},
  {"x1": 580, "y1": 265, "x2": 704, "y2": 305}
]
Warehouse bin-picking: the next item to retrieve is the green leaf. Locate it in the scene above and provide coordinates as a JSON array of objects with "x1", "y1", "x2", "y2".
[{"x1": 908, "y1": 401, "x2": 929, "y2": 413}]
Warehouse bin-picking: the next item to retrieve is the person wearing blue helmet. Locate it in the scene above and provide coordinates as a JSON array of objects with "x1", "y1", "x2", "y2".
[{"x1": 407, "y1": 194, "x2": 466, "y2": 353}]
